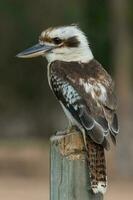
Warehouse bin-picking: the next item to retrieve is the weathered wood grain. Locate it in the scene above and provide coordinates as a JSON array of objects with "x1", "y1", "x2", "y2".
[{"x1": 50, "y1": 129, "x2": 103, "y2": 200}]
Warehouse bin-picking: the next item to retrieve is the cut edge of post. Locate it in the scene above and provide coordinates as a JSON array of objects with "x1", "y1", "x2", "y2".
[{"x1": 50, "y1": 129, "x2": 85, "y2": 160}]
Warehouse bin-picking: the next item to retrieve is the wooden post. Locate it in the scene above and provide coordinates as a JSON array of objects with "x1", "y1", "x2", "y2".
[{"x1": 50, "y1": 129, "x2": 103, "y2": 200}]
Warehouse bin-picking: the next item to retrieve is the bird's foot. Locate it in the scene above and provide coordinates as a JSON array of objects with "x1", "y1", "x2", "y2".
[
  {"x1": 55, "y1": 126, "x2": 78, "y2": 136},
  {"x1": 56, "y1": 129, "x2": 68, "y2": 136}
]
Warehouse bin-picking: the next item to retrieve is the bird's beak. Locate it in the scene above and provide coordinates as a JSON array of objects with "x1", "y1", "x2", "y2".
[{"x1": 16, "y1": 43, "x2": 54, "y2": 58}]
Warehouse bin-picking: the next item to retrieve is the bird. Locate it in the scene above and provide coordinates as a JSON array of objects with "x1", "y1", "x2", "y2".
[{"x1": 17, "y1": 24, "x2": 119, "y2": 194}]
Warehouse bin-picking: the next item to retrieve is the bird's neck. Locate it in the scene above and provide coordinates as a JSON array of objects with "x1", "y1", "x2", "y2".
[{"x1": 45, "y1": 46, "x2": 94, "y2": 63}]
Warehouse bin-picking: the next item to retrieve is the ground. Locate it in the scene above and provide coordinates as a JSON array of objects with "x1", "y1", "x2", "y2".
[
  {"x1": 0, "y1": 177, "x2": 132, "y2": 200},
  {"x1": 0, "y1": 139, "x2": 132, "y2": 200}
]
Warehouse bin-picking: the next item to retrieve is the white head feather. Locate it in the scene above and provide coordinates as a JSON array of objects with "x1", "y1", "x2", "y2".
[{"x1": 40, "y1": 25, "x2": 94, "y2": 63}]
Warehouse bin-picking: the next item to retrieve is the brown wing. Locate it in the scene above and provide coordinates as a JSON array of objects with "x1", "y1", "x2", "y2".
[{"x1": 50, "y1": 59, "x2": 119, "y2": 146}]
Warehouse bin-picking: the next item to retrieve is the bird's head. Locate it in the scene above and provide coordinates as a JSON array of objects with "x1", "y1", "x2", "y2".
[{"x1": 17, "y1": 25, "x2": 93, "y2": 63}]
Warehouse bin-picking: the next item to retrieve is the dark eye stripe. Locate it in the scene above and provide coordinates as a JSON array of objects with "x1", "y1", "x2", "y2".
[
  {"x1": 39, "y1": 35, "x2": 80, "y2": 48},
  {"x1": 64, "y1": 36, "x2": 80, "y2": 47}
]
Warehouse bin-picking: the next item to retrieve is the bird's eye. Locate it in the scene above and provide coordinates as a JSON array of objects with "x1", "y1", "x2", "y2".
[{"x1": 52, "y1": 37, "x2": 62, "y2": 45}]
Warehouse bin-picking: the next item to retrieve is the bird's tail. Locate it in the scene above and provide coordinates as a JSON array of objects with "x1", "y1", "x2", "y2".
[{"x1": 86, "y1": 137, "x2": 107, "y2": 194}]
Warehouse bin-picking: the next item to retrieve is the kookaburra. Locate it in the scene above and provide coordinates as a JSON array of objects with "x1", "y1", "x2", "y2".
[{"x1": 17, "y1": 25, "x2": 119, "y2": 194}]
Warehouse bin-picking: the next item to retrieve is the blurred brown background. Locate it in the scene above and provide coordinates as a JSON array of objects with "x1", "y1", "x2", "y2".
[{"x1": 0, "y1": 0, "x2": 133, "y2": 199}]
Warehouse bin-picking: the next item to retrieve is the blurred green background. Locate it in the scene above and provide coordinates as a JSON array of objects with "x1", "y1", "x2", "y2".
[{"x1": 0, "y1": 0, "x2": 133, "y2": 199}]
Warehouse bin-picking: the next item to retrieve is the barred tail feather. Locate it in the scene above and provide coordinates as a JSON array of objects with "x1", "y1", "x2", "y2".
[{"x1": 86, "y1": 137, "x2": 107, "y2": 194}]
